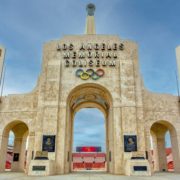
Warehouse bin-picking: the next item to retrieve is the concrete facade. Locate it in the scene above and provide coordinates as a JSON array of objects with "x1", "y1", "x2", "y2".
[{"x1": 0, "y1": 4, "x2": 180, "y2": 176}]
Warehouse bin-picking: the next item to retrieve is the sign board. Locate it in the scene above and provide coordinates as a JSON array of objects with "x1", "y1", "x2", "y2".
[
  {"x1": 42, "y1": 135, "x2": 56, "y2": 152},
  {"x1": 124, "y1": 135, "x2": 137, "y2": 152},
  {"x1": 133, "y1": 166, "x2": 147, "y2": 171},
  {"x1": 32, "y1": 166, "x2": 46, "y2": 171},
  {"x1": 76, "y1": 146, "x2": 101, "y2": 152}
]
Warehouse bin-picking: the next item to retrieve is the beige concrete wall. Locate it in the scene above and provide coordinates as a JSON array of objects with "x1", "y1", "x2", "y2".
[
  {"x1": 0, "y1": 90, "x2": 37, "y2": 172},
  {"x1": 38, "y1": 35, "x2": 147, "y2": 175},
  {"x1": 143, "y1": 90, "x2": 180, "y2": 172},
  {"x1": 0, "y1": 34, "x2": 179, "y2": 175}
]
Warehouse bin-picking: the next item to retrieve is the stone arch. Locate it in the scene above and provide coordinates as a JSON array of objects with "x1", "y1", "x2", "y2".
[
  {"x1": 56, "y1": 83, "x2": 114, "y2": 174},
  {"x1": 67, "y1": 83, "x2": 113, "y2": 119},
  {"x1": 67, "y1": 83, "x2": 113, "y2": 106},
  {"x1": 0, "y1": 120, "x2": 29, "y2": 172},
  {"x1": 149, "y1": 120, "x2": 180, "y2": 172}
]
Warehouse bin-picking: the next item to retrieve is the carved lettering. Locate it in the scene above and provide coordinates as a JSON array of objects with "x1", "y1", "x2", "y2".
[
  {"x1": 63, "y1": 52, "x2": 70, "y2": 59},
  {"x1": 57, "y1": 42, "x2": 125, "y2": 68},
  {"x1": 109, "y1": 60, "x2": 116, "y2": 66}
]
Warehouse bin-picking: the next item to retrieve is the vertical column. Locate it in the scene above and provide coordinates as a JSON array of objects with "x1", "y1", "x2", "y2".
[
  {"x1": 19, "y1": 135, "x2": 27, "y2": 171},
  {"x1": 11, "y1": 137, "x2": 23, "y2": 172},
  {"x1": 25, "y1": 132, "x2": 35, "y2": 173},
  {"x1": 0, "y1": 134, "x2": 8, "y2": 172},
  {"x1": 56, "y1": 107, "x2": 66, "y2": 174},
  {"x1": 145, "y1": 130, "x2": 154, "y2": 173},
  {"x1": 34, "y1": 131, "x2": 43, "y2": 152},
  {"x1": 113, "y1": 107, "x2": 123, "y2": 174},
  {"x1": 64, "y1": 106, "x2": 73, "y2": 174},
  {"x1": 157, "y1": 136, "x2": 167, "y2": 171},
  {"x1": 151, "y1": 132, "x2": 160, "y2": 171},
  {"x1": 42, "y1": 50, "x2": 61, "y2": 162},
  {"x1": 171, "y1": 133, "x2": 180, "y2": 172},
  {"x1": 34, "y1": 110, "x2": 44, "y2": 153},
  {"x1": 136, "y1": 108, "x2": 146, "y2": 152},
  {"x1": 107, "y1": 108, "x2": 114, "y2": 173}
]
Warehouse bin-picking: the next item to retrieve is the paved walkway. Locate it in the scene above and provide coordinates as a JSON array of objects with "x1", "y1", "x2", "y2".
[{"x1": 0, "y1": 172, "x2": 180, "y2": 180}]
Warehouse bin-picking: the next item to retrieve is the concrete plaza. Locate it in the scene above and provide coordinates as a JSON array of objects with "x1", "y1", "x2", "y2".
[{"x1": 0, "y1": 172, "x2": 180, "y2": 180}]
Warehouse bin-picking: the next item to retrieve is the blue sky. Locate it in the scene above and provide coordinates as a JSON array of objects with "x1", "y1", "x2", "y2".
[
  {"x1": 73, "y1": 108, "x2": 106, "y2": 152},
  {"x1": 1, "y1": 0, "x2": 178, "y2": 149}
]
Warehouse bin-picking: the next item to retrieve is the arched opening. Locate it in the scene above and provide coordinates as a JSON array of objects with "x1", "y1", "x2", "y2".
[
  {"x1": 5, "y1": 131, "x2": 15, "y2": 171},
  {"x1": 150, "y1": 120, "x2": 180, "y2": 173},
  {"x1": 63, "y1": 83, "x2": 113, "y2": 173},
  {"x1": 72, "y1": 108, "x2": 106, "y2": 172},
  {"x1": 0, "y1": 120, "x2": 29, "y2": 172}
]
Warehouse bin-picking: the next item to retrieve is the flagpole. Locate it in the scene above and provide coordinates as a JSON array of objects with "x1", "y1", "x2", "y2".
[
  {"x1": 0, "y1": 47, "x2": 5, "y2": 87},
  {"x1": 0, "y1": 64, "x2": 6, "y2": 100},
  {"x1": 0, "y1": 47, "x2": 6, "y2": 103},
  {"x1": 175, "y1": 71, "x2": 180, "y2": 102}
]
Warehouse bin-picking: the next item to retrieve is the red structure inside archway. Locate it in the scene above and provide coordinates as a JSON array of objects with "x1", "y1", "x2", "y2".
[
  {"x1": 72, "y1": 146, "x2": 106, "y2": 170},
  {"x1": 151, "y1": 148, "x2": 174, "y2": 171},
  {"x1": 72, "y1": 152, "x2": 106, "y2": 170}
]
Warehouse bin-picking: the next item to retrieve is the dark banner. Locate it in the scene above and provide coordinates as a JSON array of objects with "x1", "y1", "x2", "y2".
[
  {"x1": 13, "y1": 153, "x2": 19, "y2": 161},
  {"x1": 42, "y1": 135, "x2": 56, "y2": 152},
  {"x1": 124, "y1": 135, "x2": 137, "y2": 152},
  {"x1": 76, "y1": 146, "x2": 101, "y2": 152}
]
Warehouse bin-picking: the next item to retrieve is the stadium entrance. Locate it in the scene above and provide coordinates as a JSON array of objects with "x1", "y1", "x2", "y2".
[
  {"x1": 63, "y1": 83, "x2": 114, "y2": 173},
  {"x1": 72, "y1": 108, "x2": 106, "y2": 171},
  {"x1": 2, "y1": 3, "x2": 180, "y2": 176}
]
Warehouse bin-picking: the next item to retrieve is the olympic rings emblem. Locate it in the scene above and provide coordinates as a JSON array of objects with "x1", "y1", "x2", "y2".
[{"x1": 75, "y1": 68, "x2": 105, "y2": 80}]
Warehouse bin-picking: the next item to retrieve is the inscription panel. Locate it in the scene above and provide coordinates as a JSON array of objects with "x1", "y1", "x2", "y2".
[
  {"x1": 32, "y1": 166, "x2": 46, "y2": 171},
  {"x1": 133, "y1": 166, "x2": 147, "y2": 171}
]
